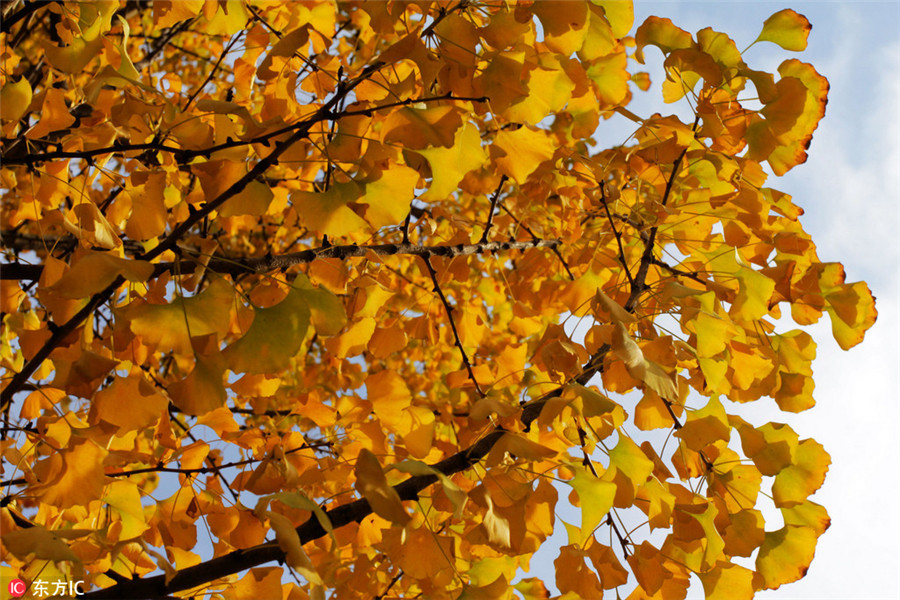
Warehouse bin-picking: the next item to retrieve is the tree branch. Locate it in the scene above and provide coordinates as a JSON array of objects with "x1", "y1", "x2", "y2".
[
  {"x1": 422, "y1": 255, "x2": 486, "y2": 398},
  {"x1": 0, "y1": 0, "x2": 43, "y2": 35},
  {"x1": 81, "y1": 429, "x2": 505, "y2": 599},
  {"x1": 479, "y1": 175, "x2": 507, "y2": 244},
  {"x1": 1, "y1": 239, "x2": 562, "y2": 281},
  {"x1": 598, "y1": 182, "x2": 635, "y2": 288}
]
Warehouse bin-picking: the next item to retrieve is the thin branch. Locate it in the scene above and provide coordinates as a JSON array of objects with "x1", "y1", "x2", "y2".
[
  {"x1": 336, "y1": 93, "x2": 488, "y2": 119},
  {"x1": 606, "y1": 513, "x2": 632, "y2": 558},
  {"x1": 422, "y1": 1, "x2": 469, "y2": 38},
  {"x1": 598, "y1": 182, "x2": 635, "y2": 287},
  {"x1": 422, "y1": 256, "x2": 486, "y2": 398},
  {"x1": 182, "y1": 31, "x2": 244, "y2": 111},
  {"x1": 479, "y1": 175, "x2": 507, "y2": 244},
  {"x1": 374, "y1": 571, "x2": 404, "y2": 600},
  {"x1": 498, "y1": 202, "x2": 575, "y2": 280},
  {"x1": 650, "y1": 257, "x2": 706, "y2": 285},
  {"x1": 0, "y1": 442, "x2": 328, "y2": 489},
  {"x1": 626, "y1": 115, "x2": 700, "y2": 311},
  {"x1": 133, "y1": 18, "x2": 197, "y2": 71}
]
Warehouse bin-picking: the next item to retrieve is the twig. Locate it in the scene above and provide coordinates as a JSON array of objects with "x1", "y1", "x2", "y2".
[
  {"x1": 650, "y1": 257, "x2": 706, "y2": 285},
  {"x1": 421, "y1": 255, "x2": 486, "y2": 398},
  {"x1": 0, "y1": 0, "x2": 42, "y2": 35},
  {"x1": 422, "y1": 1, "x2": 469, "y2": 38},
  {"x1": 374, "y1": 571, "x2": 404, "y2": 600},
  {"x1": 606, "y1": 513, "x2": 632, "y2": 558},
  {"x1": 133, "y1": 18, "x2": 197, "y2": 71},
  {"x1": 0, "y1": 444, "x2": 320, "y2": 488},
  {"x1": 498, "y1": 202, "x2": 575, "y2": 281},
  {"x1": 598, "y1": 182, "x2": 635, "y2": 287},
  {"x1": 479, "y1": 175, "x2": 507, "y2": 244},
  {"x1": 182, "y1": 31, "x2": 244, "y2": 111},
  {"x1": 625, "y1": 115, "x2": 700, "y2": 311}
]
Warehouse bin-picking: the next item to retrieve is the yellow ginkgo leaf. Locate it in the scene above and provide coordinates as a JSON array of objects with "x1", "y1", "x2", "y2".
[
  {"x1": 383, "y1": 105, "x2": 462, "y2": 149},
  {"x1": 568, "y1": 467, "x2": 616, "y2": 545},
  {"x1": 121, "y1": 277, "x2": 234, "y2": 355},
  {"x1": 554, "y1": 545, "x2": 603, "y2": 598},
  {"x1": 366, "y1": 369, "x2": 412, "y2": 432},
  {"x1": 92, "y1": 374, "x2": 168, "y2": 433},
  {"x1": 52, "y1": 252, "x2": 154, "y2": 299},
  {"x1": 755, "y1": 525, "x2": 818, "y2": 589},
  {"x1": 62, "y1": 202, "x2": 122, "y2": 250},
  {"x1": 1, "y1": 526, "x2": 81, "y2": 563},
  {"x1": 169, "y1": 348, "x2": 228, "y2": 416},
  {"x1": 0, "y1": 78, "x2": 32, "y2": 124},
  {"x1": 266, "y1": 511, "x2": 322, "y2": 585},
  {"x1": 756, "y1": 9, "x2": 812, "y2": 52},
  {"x1": 354, "y1": 448, "x2": 410, "y2": 525},
  {"x1": 26, "y1": 88, "x2": 76, "y2": 139},
  {"x1": 293, "y1": 181, "x2": 368, "y2": 238},
  {"x1": 417, "y1": 122, "x2": 487, "y2": 201},
  {"x1": 674, "y1": 395, "x2": 730, "y2": 451},
  {"x1": 35, "y1": 438, "x2": 109, "y2": 509},
  {"x1": 358, "y1": 165, "x2": 418, "y2": 229},
  {"x1": 634, "y1": 16, "x2": 694, "y2": 64},
  {"x1": 772, "y1": 438, "x2": 830, "y2": 507},
  {"x1": 492, "y1": 126, "x2": 556, "y2": 184},
  {"x1": 224, "y1": 286, "x2": 311, "y2": 374},
  {"x1": 699, "y1": 563, "x2": 755, "y2": 600}
]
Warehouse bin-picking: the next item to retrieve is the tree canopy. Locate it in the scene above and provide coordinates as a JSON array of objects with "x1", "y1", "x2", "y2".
[{"x1": 0, "y1": 2, "x2": 878, "y2": 599}]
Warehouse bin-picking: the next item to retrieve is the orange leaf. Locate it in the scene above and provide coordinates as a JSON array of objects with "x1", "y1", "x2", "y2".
[
  {"x1": 92, "y1": 374, "x2": 168, "y2": 433},
  {"x1": 36, "y1": 438, "x2": 109, "y2": 508}
]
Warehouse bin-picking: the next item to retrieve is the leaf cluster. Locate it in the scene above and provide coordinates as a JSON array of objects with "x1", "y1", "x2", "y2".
[{"x1": 0, "y1": 2, "x2": 875, "y2": 600}]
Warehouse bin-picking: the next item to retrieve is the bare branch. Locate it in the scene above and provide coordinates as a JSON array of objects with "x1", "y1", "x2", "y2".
[
  {"x1": 422, "y1": 255, "x2": 486, "y2": 398},
  {"x1": 479, "y1": 175, "x2": 507, "y2": 244}
]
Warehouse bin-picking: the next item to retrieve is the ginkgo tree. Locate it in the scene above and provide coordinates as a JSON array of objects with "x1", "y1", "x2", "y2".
[{"x1": 0, "y1": 1, "x2": 877, "y2": 599}]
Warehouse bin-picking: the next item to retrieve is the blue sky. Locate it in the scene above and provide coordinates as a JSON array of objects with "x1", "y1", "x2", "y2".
[{"x1": 535, "y1": 3, "x2": 900, "y2": 598}]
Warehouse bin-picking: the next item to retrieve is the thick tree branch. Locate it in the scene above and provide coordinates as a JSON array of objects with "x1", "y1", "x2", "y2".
[
  {"x1": 82, "y1": 429, "x2": 505, "y2": 599},
  {"x1": 0, "y1": 0, "x2": 43, "y2": 35}
]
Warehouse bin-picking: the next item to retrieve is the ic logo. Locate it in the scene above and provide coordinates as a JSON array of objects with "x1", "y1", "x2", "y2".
[{"x1": 8, "y1": 579, "x2": 26, "y2": 597}]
